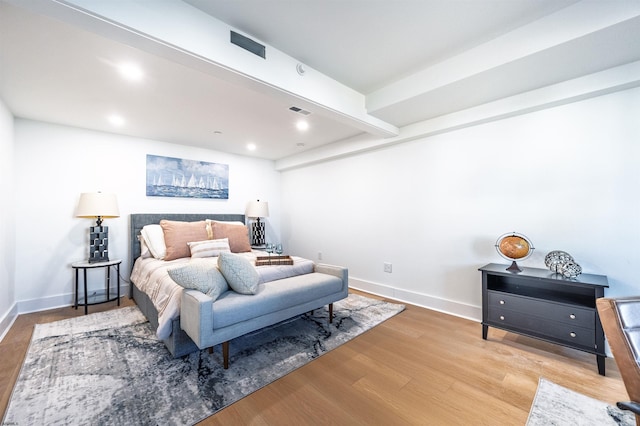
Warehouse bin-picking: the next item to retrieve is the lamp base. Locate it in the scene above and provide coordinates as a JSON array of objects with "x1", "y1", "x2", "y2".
[
  {"x1": 251, "y1": 221, "x2": 265, "y2": 246},
  {"x1": 88, "y1": 225, "x2": 110, "y2": 263}
]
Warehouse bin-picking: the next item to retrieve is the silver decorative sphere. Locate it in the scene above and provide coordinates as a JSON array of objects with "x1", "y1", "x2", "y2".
[
  {"x1": 559, "y1": 261, "x2": 582, "y2": 278},
  {"x1": 545, "y1": 250, "x2": 574, "y2": 273}
]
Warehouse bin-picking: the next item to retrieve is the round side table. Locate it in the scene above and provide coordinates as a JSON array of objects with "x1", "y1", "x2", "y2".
[{"x1": 72, "y1": 259, "x2": 122, "y2": 314}]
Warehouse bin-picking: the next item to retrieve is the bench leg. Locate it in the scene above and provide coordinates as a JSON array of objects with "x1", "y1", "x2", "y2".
[
  {"x1": 208, "y1": 346, "x2": 213, "y2": 354},
  {"x1": 223, "y1": 341, "x2": 229, "y2": 369},
  {"x1": 218, "y1": 304, "x2": 335, "y2": 369}
]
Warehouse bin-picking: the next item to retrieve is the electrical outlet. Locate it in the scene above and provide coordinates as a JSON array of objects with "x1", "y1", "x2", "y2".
[
  {"x1": 318, "y1": 252, "x2": 323, "y2": 260},
  {"x1": 384, "y1": 262, "x2": 392, "y2": 273}
]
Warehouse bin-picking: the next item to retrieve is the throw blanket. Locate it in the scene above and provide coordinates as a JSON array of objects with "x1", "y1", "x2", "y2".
[{"x1": 130, "y1": 253, "x2": 315, "y2": 340}]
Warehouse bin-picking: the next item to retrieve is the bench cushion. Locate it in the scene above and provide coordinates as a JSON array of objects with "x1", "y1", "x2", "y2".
[{"x1": 212, "y1": 272, "x2": 342, "y2": 329}]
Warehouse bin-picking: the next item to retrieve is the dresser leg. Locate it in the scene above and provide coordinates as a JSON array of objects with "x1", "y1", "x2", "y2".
[
  {"x1": 482, "y1": 324, "x2": 488, "y2": 340},
  {"x1": 597, "y1": 354, "x2": 606, "y2": 376}
]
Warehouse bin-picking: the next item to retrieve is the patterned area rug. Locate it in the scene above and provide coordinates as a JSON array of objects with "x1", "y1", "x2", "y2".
[
  {"x1": 527, "y1": 377, "x2": 635, "y2": 426},
  {"x1": 3, "y1": 293, "x2": 404, "y2": 425}
]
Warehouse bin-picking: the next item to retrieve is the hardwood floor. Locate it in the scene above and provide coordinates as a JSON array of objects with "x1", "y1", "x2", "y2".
[{"x1": 0, "y1": 291, "x2": 628, "y2": 425}]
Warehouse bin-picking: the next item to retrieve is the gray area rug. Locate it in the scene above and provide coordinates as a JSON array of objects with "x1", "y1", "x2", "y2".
[
  {"x1": 3, "y1": 293, "x2": 404, "y2": 425},
  {"x1": 527, "y1": 377, "x2": 635, "y2": 426}
]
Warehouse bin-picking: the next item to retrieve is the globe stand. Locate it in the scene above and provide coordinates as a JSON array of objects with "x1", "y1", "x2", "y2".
[{"x1": 506, "y1": 261, "x2": 522, "y2": 273}]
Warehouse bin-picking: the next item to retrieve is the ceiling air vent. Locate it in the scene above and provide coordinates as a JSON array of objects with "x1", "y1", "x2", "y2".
[
  {"x1": 230, "y1": 31, "x2": 266, "y2": 59},
  {"x1": 289, "y1": 106, "x2": 311, "y2": 115}
]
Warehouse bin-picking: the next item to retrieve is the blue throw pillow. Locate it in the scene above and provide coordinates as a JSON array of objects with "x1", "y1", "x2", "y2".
[
  {"x1": 217, "y1": 252, "x2": 259, "y2": 294},
  {"x1": 168, "y1": 261, "x2": 229, "y2": 301}
]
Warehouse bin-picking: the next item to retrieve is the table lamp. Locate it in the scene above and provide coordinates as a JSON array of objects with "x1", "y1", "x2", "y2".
[
  {"x1": 76, "y1": 192, "x2": 120, "y2": 263},
  {"x1": 245, "y1": 199, "x2": 269, "y2": 246}
]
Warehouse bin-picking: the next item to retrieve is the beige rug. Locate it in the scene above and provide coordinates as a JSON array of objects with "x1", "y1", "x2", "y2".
[{"x1": 527, "y1": 377, "x2": 635, "y2": 425}]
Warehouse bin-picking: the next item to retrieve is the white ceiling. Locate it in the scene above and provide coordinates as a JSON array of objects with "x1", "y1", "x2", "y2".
[
  {"x1": 1, "y1": 0, "x2": 639, "y2": 162},
  {"x1": 185, "y1": 0, "x2": 577, "y2": 94}
]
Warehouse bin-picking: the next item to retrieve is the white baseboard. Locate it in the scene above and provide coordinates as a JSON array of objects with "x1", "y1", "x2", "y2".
[
  {"x1": 350, "y1": 278, "x2": 617, "y2": 358},
  {"x1": 17, "y1": 285, "x2": 131, "y2": 314},
  {"x1": 0, "y1": 302, "x2": 18, "y2": 342},
  {"x1": 0, "y1": 285, "x2": 131, "y2": 342},
  {"x1": 349, "y1": 277, "x2": 482, "y2": 323},
  {"x1": 17, "y1": 293, "x2": 76, "y2": 315}
]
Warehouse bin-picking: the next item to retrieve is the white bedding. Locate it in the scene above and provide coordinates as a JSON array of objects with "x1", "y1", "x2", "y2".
[{"x1": 130, "y1": 251, "x2": 315, "y2": 339}]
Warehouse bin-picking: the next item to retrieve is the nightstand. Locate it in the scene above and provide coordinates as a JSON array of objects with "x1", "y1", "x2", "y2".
[{"x1": 72, "y1": 259, "x2": 121, "y2": 314}]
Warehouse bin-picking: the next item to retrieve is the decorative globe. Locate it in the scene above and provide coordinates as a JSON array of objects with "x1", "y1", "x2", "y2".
[{"x1": 495, "y1": 232, "x2": 534, "y2": 272}]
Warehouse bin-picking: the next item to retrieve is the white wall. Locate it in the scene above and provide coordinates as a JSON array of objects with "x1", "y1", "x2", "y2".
[
  {"x1": 281, "y1": 87, "x2": 640, "y2": 320},
  {"x1": 13, "y1": 119, "x2": 280, "y2": 312},
  {"x1": 5, "y1": 87, "x2": 639, "y2": 326},
  {"x1": 0, "y1": 98, "x2": 16, "y2": 335}
]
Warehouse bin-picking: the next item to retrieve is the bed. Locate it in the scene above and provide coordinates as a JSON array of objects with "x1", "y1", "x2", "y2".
[
  {"x1": 129, "y1": 213, "x2": 348, "y2": 361},
  {"x1": 129, "y1": 213, "x2": 248, "y2": 356}
]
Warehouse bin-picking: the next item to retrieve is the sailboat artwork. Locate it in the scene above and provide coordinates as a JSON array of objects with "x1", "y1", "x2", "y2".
[{"x1": 146, "y1": 154, "x2": 229, "y2": 199}]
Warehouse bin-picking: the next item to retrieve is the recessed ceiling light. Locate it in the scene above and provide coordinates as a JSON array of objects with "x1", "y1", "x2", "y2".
[
  {"x1": 108, "y1": 114, "x2": 125, "y2": 127},
  {"x1": 117, "y1": 63, "x2": 143, "y2": 81},
  {"x1": 247, "y1": 143, "x2": 257, "y2": 151},
  {"x1": 296, "y1": 120, "x2": 309, "y2": 131}
]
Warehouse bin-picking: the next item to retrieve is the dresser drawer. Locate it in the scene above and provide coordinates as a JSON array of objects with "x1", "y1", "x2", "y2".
[
  {"x1": 487, "y1": 290, "x2": 595, "y2": 328},
  {"x1": 487, "y1": 308, "x2": 595, "y2": 348}
]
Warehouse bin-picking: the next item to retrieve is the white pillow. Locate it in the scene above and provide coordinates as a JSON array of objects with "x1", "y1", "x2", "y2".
[
  {"x1": 140, "y1": 224, "x2": 166, "y2": 259},
  {"x1": 188, "y1": 238, "x2": 231, "y2": 258},
  {"x1": 137, "y1": 235, "x2": 152, "y2": 259},
  {"x1": 217, "y1": 252, "x2": 259, "y2": 295}
]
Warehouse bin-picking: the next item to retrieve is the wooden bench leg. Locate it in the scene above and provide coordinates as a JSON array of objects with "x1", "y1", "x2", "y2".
[
  {"x1": 218, "y1": 305, "x2": 335, "y2": 369},
  {"x1": 223, "y1": 341, "x2": 229, "y2": 369},
  {"x1": 208, "y1": 346, "x2": 213, "y2": 354}
]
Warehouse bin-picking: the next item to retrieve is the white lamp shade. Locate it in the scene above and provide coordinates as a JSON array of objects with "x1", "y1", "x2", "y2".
[
  {"x1": 76, "y1": 192, "x2": 120, "y2": 218},
  {"x1": 246, "y1": 200, "x2": 269, "y2": 218}
]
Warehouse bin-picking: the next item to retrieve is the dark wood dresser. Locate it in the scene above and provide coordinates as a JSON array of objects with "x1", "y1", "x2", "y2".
[{"x1": 479, "y1": 263, "x2": 609, "y2": 375}]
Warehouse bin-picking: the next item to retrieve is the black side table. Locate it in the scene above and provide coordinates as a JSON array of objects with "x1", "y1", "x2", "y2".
[
  {"x1": 479, "y1": 263, "x2": 609, "y2": 375},
  {"x1": 72, "y1": 259, "x2": 121, "y2": 314}
]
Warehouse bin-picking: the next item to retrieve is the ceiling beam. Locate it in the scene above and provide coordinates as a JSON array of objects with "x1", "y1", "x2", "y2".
[
  {"x1": 366, "y1": 1, "x2": 640, "y2": 125},
  {"x1": 277, "y1": 60, "x2": 640, "y2": 171}
]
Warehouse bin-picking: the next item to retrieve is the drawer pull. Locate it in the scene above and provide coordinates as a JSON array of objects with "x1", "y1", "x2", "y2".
[
  {"x1": 499, "y1": 300, "x2": 505, "y2": 305},
  {"x1": 499, "y1": 315, "x2": 505, "y2": 321},
  {"x1": 569, "y1": 314, "x2": 576, "y2": 319},
  {"x1": 570, "y1": 332, "x2": 577, "y2": 338}
]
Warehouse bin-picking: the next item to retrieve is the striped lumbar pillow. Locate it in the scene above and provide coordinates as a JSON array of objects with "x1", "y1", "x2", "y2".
[{"x1": 188, "y1": 238, "x2": 231, "y2": 258}]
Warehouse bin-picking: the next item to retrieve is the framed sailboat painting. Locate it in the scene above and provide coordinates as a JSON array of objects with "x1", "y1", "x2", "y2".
[{"x1": 146, "y1": 154, "x2": 229, "y2": 199}]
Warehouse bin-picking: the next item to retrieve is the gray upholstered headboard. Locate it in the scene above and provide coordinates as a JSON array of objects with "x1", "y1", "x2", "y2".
[{"x1": 129, "y1": 213, "x2": 245, "y2": 270}]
